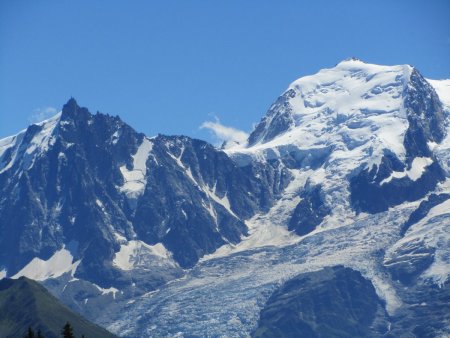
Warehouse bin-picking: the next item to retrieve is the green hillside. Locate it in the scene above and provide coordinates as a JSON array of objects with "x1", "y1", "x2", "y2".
[{"x1": 0, "y1": 277, "x2": 117, "y2": 338}]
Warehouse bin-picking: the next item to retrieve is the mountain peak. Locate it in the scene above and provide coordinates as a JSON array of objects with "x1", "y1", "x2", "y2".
[
  {"x1": 61, "y1": 97, "x2": 91, "y2": 123},
  {"x1": 62, "y1": 97, "x2": 80, "y2": 114},
  {"x1": 65, "y1": 97, "x2": 78, "y2": 107},
  {"x1": 246, "y1": 60, "x2": 415, "y2": 147},
  {"x1": 338, "y1": 56, "x2": 364, "y2": 64}
]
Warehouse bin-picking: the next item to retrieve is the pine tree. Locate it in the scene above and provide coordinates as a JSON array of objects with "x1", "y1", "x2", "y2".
[
  {"x1": 37, "y1": 329, "x2": 45, "y2": 338},
  {"x1": 61, "y1": 322, "x2": 75, "y2": 338},
  {"x1": 24, "y1": 327, "x2": 35, "y2": 338}
]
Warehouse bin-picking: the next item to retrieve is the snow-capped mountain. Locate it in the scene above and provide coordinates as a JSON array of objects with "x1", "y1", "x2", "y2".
[
  {"x1": 0, "y1": 97, "x2": 288, "y2": 313},
  {"x1": 0, "y1": 59, "x2": 449, "y2": 337}
]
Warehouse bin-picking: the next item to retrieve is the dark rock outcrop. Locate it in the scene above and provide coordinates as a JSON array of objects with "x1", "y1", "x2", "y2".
[{"x1": 253, "y1": 266, "x2": 389, "y2": 338}]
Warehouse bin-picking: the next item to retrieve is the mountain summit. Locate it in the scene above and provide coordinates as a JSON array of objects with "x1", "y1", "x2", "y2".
[
  {"x1": 247, "y1": 59, "x2": 444, "y2": 151},
  {"x1": 231, "y1": 60, "x2": 447, "y2": 218},
  {"x1": 0, "y1": 61, "x2": 449, "y2": 337}
]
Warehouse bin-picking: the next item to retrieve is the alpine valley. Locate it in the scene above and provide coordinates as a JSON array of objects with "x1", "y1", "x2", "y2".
[{"x1": 0, "y1": 59, "x2": 449, "y2": 337}]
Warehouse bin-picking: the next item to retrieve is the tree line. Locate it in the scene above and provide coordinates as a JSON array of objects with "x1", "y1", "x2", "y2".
[{"x1": 24, "y1": 322, "x2": 85, "y2": 338}]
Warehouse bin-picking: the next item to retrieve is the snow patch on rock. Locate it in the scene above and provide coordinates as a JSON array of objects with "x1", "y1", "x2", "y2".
[
  {"x1": 12, "y1": 246, "x2": 80, "y2": 281},
  {"x1": 113, "y1": 240, "x2": 177, "y2": 271},
  {"x1": 380, "y1": 157, "x2": 433, "y2": 185},
  {"x1": 119, "y1": 137, "x2": 153, "y2": 200},
  {"x1": 93, "y1": 283, "x2": 121, "y2": 299},
  {"x1": 428, "y1": 79, "x2": 450, "y2": 111}
]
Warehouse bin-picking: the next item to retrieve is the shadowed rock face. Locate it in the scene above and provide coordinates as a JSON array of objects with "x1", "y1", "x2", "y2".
[
  {"x1": 403, "y1": 69, "x2": 446, "y2": 159},
  {"x1": 131, "y1": 134, "x2": 291, "y2": 268},
  {"x1": 247, "y1": 89, "x2": 296, "y2": 146},
  {"x1": 401, "y1": 193, "x2": 450, "y2": 236},
  {"x1": 349, "y1": 70, "x2": 447, "y2": 214},
  {"x1": 253, "y1": 266, "x2": 389, "y2": 338},
  {"x1": 288, "y1": 185, "x2": 330, "y2": 236},
  {"x1": 253, "y1": 266, "x2": 450, "y2": 338},
  {"x1": 350, "y1": 159, "x2": 445, "y2": 214},
  {"x1": 389, "y1": 282, "x2": 450, "y2": 337},
  {"x1": 384, "y1": 242, "x2": 436, "y2": 285},
  {"x1": 0, "y1": 99, "x2": 290, "y2": 287}
]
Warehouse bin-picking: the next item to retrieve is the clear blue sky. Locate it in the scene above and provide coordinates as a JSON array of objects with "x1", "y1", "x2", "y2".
[{"x1": 1, "y1": 0, "x2": 449, "y2": 144}]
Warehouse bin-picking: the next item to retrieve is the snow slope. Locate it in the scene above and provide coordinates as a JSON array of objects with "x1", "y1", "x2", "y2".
[
  {"x1": 235, "y1": 59, "x2": 412, "y2": 161},
  {"x1": 429, "y1": 79, "x2": 450, "y2": 110},
  {"x1": 12, "y1": 246, "x2": 79, "y2": 281},
  {"x1": 430, "y1": 78, "x2": 450, "y2": 174},
  {"x1": 113, "y1": 240, "x2": 178, "y2": 271},
  {"x1": 0, "y1": 113, "x2": 61, "y2": 174}
]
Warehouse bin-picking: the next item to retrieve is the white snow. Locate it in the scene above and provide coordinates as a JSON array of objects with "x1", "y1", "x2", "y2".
[
  {"x1": 413, "y1": 198, "x2": 450, "y2": 285},
  {"x1": 119, "y1": 137, "x2": 153, "y2": 200},
  {"x1": 435, "y1": 133, "x2": 450, "y2": 175},
  {"x1": 429, "y1": 78, "x2": 450, "y2": 175},
  {"x1": 114, "y1": 232, "x2": 127, "y2": 243},
  {"x1": 93, "y1": 283, "x2": 120, "y2": 299},
  {"x1": 96, "y1": 199, "x2": 104, "y2": 208},
  {"x1": 428, "y1": 78, "x2": 450, "y2": 110},
  {"x1": 0, "y1": 269, "x2": 6, "y2": 280},
  {"x1": 386, "y1": 195, "x2": 450, "y2": 286},
  {"x1": 229, "y1": 59, "x2": 411, "y2": 164},
  {"x1": 0, "y1": 133, "x2": 22, "y2": 162},
  {"x1": 0, "y1": 112, "x2": 61, "y2": 174},
  {"x1": 12, "y1": 246, "x2": 80, "y2": 281},
  {"x1": 113, "y1": 240, "x2": 177, "y2": 271},
  {"x1": 111, "y1": 130, "x2": 120, "y2": 145},
  {"x1": 204, "y1": 185, "x2": 238, "y2": 219},
  {"x1": 380, "y1": 157, "x2": 433, "y2": 185},
  {"x1": 25, "y1": 113, "x2": 61, "y2": 155}
]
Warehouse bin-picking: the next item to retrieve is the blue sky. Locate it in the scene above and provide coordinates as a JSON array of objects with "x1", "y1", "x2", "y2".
[{"x1": 1, "y1": 0, "x2": 449, "y2": 144}]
